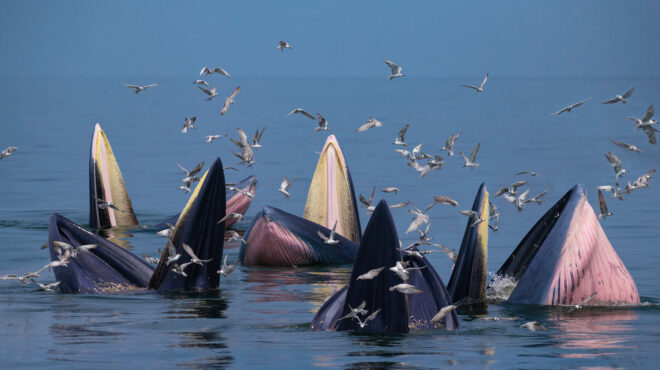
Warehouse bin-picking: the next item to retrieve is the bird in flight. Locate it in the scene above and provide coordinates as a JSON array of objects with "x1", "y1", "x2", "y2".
[
  {"x1": 124, "y1": 82, "x2": 161, "y2": 94},
  {"x1": 601, "y1": 87, "x2": 635, "y2": 104},
  {"x1": 276, "y1": 41, "x2": 292, "y2": 51},
  {"x1": 385, "y1": 60, "x2": 404, "y2": 80},
  {"x1": 461, "y1": 73, "x2": 489, "y2": 92},
  {"x1": 552, "y1": 98, "x2": 590, "y2": 115}
]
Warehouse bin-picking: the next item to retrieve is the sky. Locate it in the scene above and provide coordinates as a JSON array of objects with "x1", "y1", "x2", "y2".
[{"x1": 0, "y1": 0, "x2": 658, "y2": 78}]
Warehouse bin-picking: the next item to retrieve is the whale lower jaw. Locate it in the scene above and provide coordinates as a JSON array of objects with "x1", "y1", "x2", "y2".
[{"x1": 497, "y1": 184, "x2": 640, "y2": 306}]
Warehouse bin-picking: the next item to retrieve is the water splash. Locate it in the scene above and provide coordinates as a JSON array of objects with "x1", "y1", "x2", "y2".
[{"x1": 486, "y1": 273, "x2": 518, "y2": 300}]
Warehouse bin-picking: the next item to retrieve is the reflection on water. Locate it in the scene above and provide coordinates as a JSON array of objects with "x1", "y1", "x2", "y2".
[
  {"x1": 162, "y1": 291, "x2": 228, "y2": 319},
  {"x1": 549, "y1": 308, "x2": 638, "y2": 358},
  {"x1": 97, "y1": 225, "x2": 136, "y2": 250},
  {"x1": 244, "y1": 265, "x2": 351, "y2": 308}
]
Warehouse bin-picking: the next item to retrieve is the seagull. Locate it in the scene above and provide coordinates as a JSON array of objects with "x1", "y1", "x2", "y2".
[
  {"x1": 315, "y1": 113, "x2": 329, "y2": 131},
  {"x1": 461, "y1": 73, "x2": 489, "y2": 92},
  {"x1": 627, "y1": 169, "x2": 655, "y2": 192},
  {"x1": 181, "y1": 116, "x2": 197, "y2": 133},
  {"x1": 276, "y1": 40, "x2": 292, "y2": 51},
  {"x1": 552, "y1": 98, "x2": 590, "y2": 115},
  {"x1": 393, "y1": 124, "x2": 409, "y2": 146},
  {"x1": 0, "y1": 146, "x2": 18, "y2": 160},
  {"x1": 389, "y1": 283, "x2": 423, "y2": 294},
  {"x1": 354, "y1": 309, "x2": 381, "y2": 328},
  {"x1": 405, "y1": 207, "x2": 430, "y2": 234},
  {"x1": 431, "y1": 195, "x2": 459, "y2": 208},
  {"x1": 495, "y1": 181, "x2": 528, "y2": 197},
  {"x1": 220, "y1": 86, "x2": 241, "y2": 116},
  {"x1": 521, "y1": 321, "x2": 547, "y2": 332},
  {"x1": 34, "y1": 281, "x2": 61, "y2": 292},
  {"x1": 178, "y1": 185, "x2": 191, "y2": 193},
  {"x1": 170, "y1": 263, "x2": 188, "y2": 277},
  {"x1": 611, "y1": 140, "x2": 641, "y2": 153},
  {"x1": 389, "y1": 261, "x2": 426, "y2": 281},
  {"x1": 525, "y1": 188, "x2": 550, "y2": 205},
  {"x1": 278, "y1": 176, "x2": 297, "y2": 198},
  {"x1": 626, "y1": 105, "x2": 657, "y2": 128},
  {"x1": 142, "y1": 254, "x2": 160, "y2": 265},
  {"x1": 502, "y1": 188, "x2": 530, "y2": 211},
  {"x1": 516, "y1": 170, "x2": 543, "y2": 178},
  {"x1": 359, "y1": 186, "x2": 376, "y2": 212},
  {"x1": 597, "y1": 189, "x2": 613, "y2": 219},
  {"x1": 182, "y1": 243, "x2": 212, "y2": 266},
  {"x1": 441, "y1": 133, "x2": 461, "y2": 156},
  {"x1": 227, "y1": 186, "x2": 255, "y2": 199},
  {"x1": 226, "y1": 230, "x2": 246, "y2": 244},
  {"x1": 381, "y1": 187, "x2": 400, "y2": 193},
  {"x1": 286, "y1": 108, "x2": 316, "y2": 120},
  {"x1": 193, "y1": 79, "x2": 208, "y2": 86},
  {"x1": 605, "y1": 152, "x2": 628, "y2": 180},
  {"x1": 96, "y1": 198, "x2": 126, "y2": 212},
  {"x1": 68, "y1": 243, "x2": 97, "y2": 258},
  {"x1": 488, "y1": 201, "x2": 500, "y2": 231},
  {"x1": 602, "y1": 87, "x2": 635, "y2": 104},
  {"x1": 459, "y1": 209, "x2": 485, "y2": 227},
  {"x1": 389, "y1": 201, "x2": 410, "y2": 209},
  {"x1": 200, "y1": 66, "x2": 231, "y2": 78},
  {"x1": 206, "y1": 134, "x2": 226, "y2": 143},
  {"x1": 385, "y1": 60, "x2": 404, "y2": 79},
  {"x1": 460, "y1": 142, "x2": 480, "y2": 170},
  {"x1": 431, "y1": 304, "x2": 457, "y2": 324},
  {"x1": 217, "y1": 213, "x2": 244, "y2": 225},
  {"x1": 598, "y1": 183, "x2": 624, "y2": 200},
  {"x1": 176, "y1": 161, "x2": 204, "y2": 187},
  {"x1": 357, "y1": 267, "x2": 385, "y2": 280},
  {"x1": 641, "y1": 125, "x2": 658, "y2": 145},
  {"x1": 231, "y1": 128, "x2": 255, "y2": 166},
  {"x1": 165, "y1": 241, "x2": 181, "y2": 266},
  {"x1": 218, "y1": 255, "x2": 239, "y2": 278},
  {"x1": 317, "y1": 221, "x2": 340, "y2": 245},
  {"x1": 356, "y1": 117, "x2": 383, "y2": 132},
  {"x1": 567, "y1": 292, "x2": 598, "y2": 312},
  {"x1": 197, "y1": 85, "x2": 219, "y2": 101},
  {"x1": 252, "y1": 128, "x2": 265, "y2": 149},
  {"x1": 124, "y1": 82, "x2": 161, "y2": 94},
  {"x1": 339, "y1": 301, "x2": 368, "y2": 321}
]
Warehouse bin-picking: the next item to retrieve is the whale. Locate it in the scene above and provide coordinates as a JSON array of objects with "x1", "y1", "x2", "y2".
[
  {"x1": 149, "y1": 157, "x2": 227, "y2": 292},
  {"x1": 310, "y1": 200, "x2": 459, "y2": 333},
  {"x1": 492, "y1": 184, "x2": 640, "y2": 306},
  {"x1": 447, "y1": 183, "x2": 489, "y2": 305},
  {"x1": 89, "y1": 123, "x2": 138, "y2": 229},
  {"x1": 48, "y1": 157, "x2": 228, "y2": 293},
  {"x1": 239, "y1": 206, "x2": 358, "y2": 266},
  {"x1": 239, "y1": 135, "x2": 362, "y2": 266}
]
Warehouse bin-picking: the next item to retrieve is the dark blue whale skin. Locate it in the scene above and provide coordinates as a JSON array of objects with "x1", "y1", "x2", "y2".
[
  {"x1": 447, "y1": 182, "x2": 488, "y2": 304},
  {"x1": 154, "y1": 175, "x2": 257, "y2": 230},
  {"x1": 238, "y1": 205, "x2": 359, "y2": 266},
  {"x1": 48, "y1": 213, "x2": 153, "y2": 294},
  {"x1": 310, "y1": 200, "x2": 459, "y2": 333},
  {"x1": 148, "y1": 157, "x2": 227, "y2": 292}
]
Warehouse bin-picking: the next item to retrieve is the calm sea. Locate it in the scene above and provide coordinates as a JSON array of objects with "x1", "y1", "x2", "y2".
[{"x1": 1, "y1": 76, "x2": 659, "y2": 368}]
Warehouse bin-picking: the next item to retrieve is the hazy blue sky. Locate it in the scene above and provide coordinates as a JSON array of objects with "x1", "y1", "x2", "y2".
[{"x1": 0, "y1": 1, "x2": 657, "y2": 78}]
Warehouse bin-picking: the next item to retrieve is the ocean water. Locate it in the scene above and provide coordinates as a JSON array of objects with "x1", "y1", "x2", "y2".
[{"x1": 1, "y1": 76, "x2": 659, "y2": 368}]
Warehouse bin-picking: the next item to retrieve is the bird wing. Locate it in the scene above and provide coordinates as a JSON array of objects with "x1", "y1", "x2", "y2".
[
  {"x1": 553, "y1": 106, "x2": 569, "y2": 115},
  {"x1": 611, "y1": 141, "x2": 627, "y2": 150},
  {"x1": 229, "y1": 86, "x2": 241, "y2": 100},
  {"x1": 145, "y1": 82, "x2": 161, "y2": 88},
  {"x1": 397, "y1": 124, "x2": 409, "y2": 140},
  {"x1": 287, "y1": 175, "x2": 297, "y2": 188},
  {"x1": 200, "y1": 66, "x2": 210, "y2": 75},
  {"x1": 384, "y1": 60, "x2": 398, "y2": 73},
  {"x1": 359, "y1": 194, "x2": 370, "y2": 207},
  {"x1": 605, "y1": 152, "x2": 623, "y2": 172},
  {"x1": 518, "y1": 189, "x2": 530, "y2": 202},
  {"x1": 237, "y1": 128, "x2": 249, "y2": 147},
  {"x1": 479, "y1": 73, "x2": 489, "y2": 89},
  {"x1": 176, "y1": 162, "x2": 190, "y2": 176},
  {"x1": 317, "y1": 230, "x2": 329, "y2": 241},
  {"x1": 572, "y1": 98, "x2": 590, "y2": 108},
  {"x1": 197, "y1": 85, "x2": 212, "y2": 95},
  {"x1": 365, "y1": 309, "x2": 381, "y2": 323},
  {"x1": 368, "y1": 186, "x2": 376, "y2": 204},
  {"x1": 598, "y1": 190, "x2": 608, "y2": 214},
  {"x1": 601, "y1": 97, "x2": 619, "y2": 104},
  {"x1": 189, "y1": 161, "x2": 204, "y2": 177},
  {"x1": 642, "y1": 125, "x2": 658, "y2": 144},
  {"x1": 461, "y1": 84, "x2": 479, "y2": 90},
  {"x1": 167, "y1": 240, "x2": 177, "y2": 257},
  {"x1": 215, "y1": 67, "x2": 231, "y2": 77},
  {"x1": 446, "y1": 133, "x2": 460, "y2": 148},
  {"x1": 643, "y1": 105, "x2": 654, "y2": 122},
  {"x1": 469, "y1": 142, "x2": 480, "y2": 162},
  {"x1": 182, "y1": 243, "x2": 197, "y2": 259},
  {"x1": 355, "y1": 121, "x2": 372, "y2": 132},
  {"x1": 622, "y1": 86, "x2": 636, "y2": 99},
  {"x1": 299, "y1": 109, "x2": 315, "y2": 120},
  {"x1": 221, "y1": 98, "x2": 231, "y2": 115}
]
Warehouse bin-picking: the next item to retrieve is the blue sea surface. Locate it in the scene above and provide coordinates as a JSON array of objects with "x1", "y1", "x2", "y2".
[{"x1": 1, "y1": 76, "x2": 659, "y2": 368}]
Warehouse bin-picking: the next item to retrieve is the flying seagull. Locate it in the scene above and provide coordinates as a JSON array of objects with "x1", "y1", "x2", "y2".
[
  {"x1": 441, "y1": 133, "x2": 461, "y2": 156},
  {"x1": 220, "y1": 86, "x2": 241, "y2": 116},
  {"x1": 315, "y1": 113, "x2": 329, "y2": 131},
  {"x1": 200, "y1": 66, "x2": 231, "y2": 78},
  {"x1": 461, "y1": 73, "x2": 489, "y2": 92},
  {"x1": 124, "y1": 82, "x2": 161, "y2": 94},
  {"x1": 392, "y1": 124, "x2": 409, "y2": 146},
  {"x1": 0, "y1": 146, "x2": 18, "y2": 160},
  {"x1": 460, "y1": 142, "x2": 480, "y2": 170},
  {"x1": 385, "y1": 60, "x2": 404, "y2": 80},
  {"x1": 355, "y1": 117, "x2": 383, "y2": 132},
  {"x1": 276, "y1": 41, "x2": 292, "y2": 51},
  {"x1": 552, "y1": 98, "x2": 591, "y2": 115},
  {"x1": 597, "y1": 189, "x2": 613, "y2": 220},
  {"x1": 611, "y1": 140, "x2": 641, "y2": 153},
  {"x1": 602, "y1": 87, "x2": 635, "y2": 104}
]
